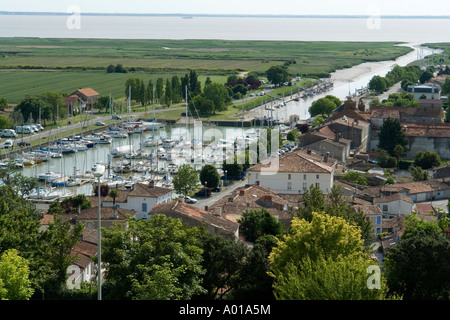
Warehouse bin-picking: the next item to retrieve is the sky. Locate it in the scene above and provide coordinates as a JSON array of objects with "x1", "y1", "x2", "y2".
[{"x1": 1, "y1": 0, "x2": 450, "y2": 16}]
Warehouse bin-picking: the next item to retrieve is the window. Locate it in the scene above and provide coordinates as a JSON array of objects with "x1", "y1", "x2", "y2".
[
  {"x1": 316, "y1": 174, "x2": 320, "y2": 179},
  {"x1": 376, "y1": 216, "x2": 382, "y2": 225},
  {"x1": 303, "y1": 182, "x2": 307, "y2": 190},
  {"x1": 383, "y1": 205, "x2": 388, "y2": 212},
  {"x1": 376, "y1": 228, "x2": 381, "y2": 235},
  {"x1": 288, "y1": 174, "x2": 291, "y2": 180},
  {"x1": 287, "y1": 182, "x2": 292, "y2": 190},
  {"x1": 142, "y1": 203, "x2": 148, "y2": 212},
  {"x1": 303, "y1": 174, "x2": 307, "y2": 180},
  {"x1": 315, "y1": 183, "x2": 320, "y2": 188}
]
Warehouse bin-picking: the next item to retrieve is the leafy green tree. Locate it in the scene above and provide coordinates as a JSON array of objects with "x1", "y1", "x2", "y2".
[
  {"x1": 155, "y1": 77, "x2": 164, "y2": 102},
  {"x1": 0, "y1": 116, "x2": 11, "y2": 130},
  {"x1": 296, "y1": 185, "x2": 373, "y2": 244},
  {"x1": 41, "y1": 91, "x2": 66, "y2": 123},
  {"x1": 172, "y1": 164, "x2": 199, "y2": 196},
  {"x1": 409, "y1": 165, "x2": 429, "y2": 181},
  {"x1": 189, "y1": 70, "x2": 202, "y2": 96},
  {"x1": 97, "y1": 95, "x2": 110, "y2": 112},
  {"x1": 341, "y1": 171, "x2": 368, "y2": 186},
  {"x1": 308, "y1": 97, "x2": 336, "y2": 117},
  {"x1": 0, "y1": 249, "x2": 34, "y2": 300},
  {"x1": 384, "y1": 214, "x2": 450, "y2": 300},
  {"x1": 377, "y1": 117, "x2": 408, "y2": 157},
  {"x1": 266, "y1": 65, "x2": 289, "y2": 86},
  {"x1": 199, "y1": 164, "x2": 220, "y2": 189},
  {"x1": 222, "y1": 155, "x2": 244, "y2": 180},
  {"x1": 413, "y1": 151, "x2": 441, "y2": 169},
  {"x1": 164, "y1": 78, "x2": 172, "y2": 107},
  {"x1": 272, "y1": 255, "x2": 391, "y2": 300},
  {"x1": 238, "y1": 208, "x2": 284, "y2": 243},
  {"x1": 369, "y1": 75, "x2": 387, "y2": 94},
  {"x1": 171, "y1": 75, "x2": 182, "y2": 103},
  {"x1": 419, "y1": 70, "x2": 433, "y2": 84},
  {"x1": 286, "y1": 129, "x2": 299, "y2": 142},
  {"x1": 106, "y1": 64, "x2": 115, "y2": 73},
  {"x1": 0, "y1": 97, "x2": 8, "y2": 111},
  {"x1": 194, "y1": 228, "x2": 249, "y2": 300},
  {"x1": 441, "y1": 77, "x2": 450, "y2": 96},
  {"x1": 102, "y1": 214, "x2": 205, "y2": 300},
  {"x1": 15, "y1": 96, "x2": 48, "y2": 124},
  {"x1": 203, "y1": 82, "x2": 231, "y2": 112},
  {"x1": 324, "y1": 95, "x2": 342, "y2": 108}
]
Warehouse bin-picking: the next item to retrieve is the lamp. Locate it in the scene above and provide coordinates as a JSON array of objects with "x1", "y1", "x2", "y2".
[{"x1": 93, "y1": 165, "x2": 105, "y2": 300}]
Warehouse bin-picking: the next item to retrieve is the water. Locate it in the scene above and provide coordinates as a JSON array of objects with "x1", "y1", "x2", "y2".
[{"x1": 1, "y1": 14, "x2": 450, "y2": 42}]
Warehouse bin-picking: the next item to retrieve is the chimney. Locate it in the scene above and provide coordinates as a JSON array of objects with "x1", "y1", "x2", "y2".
[
  {"x1": 149, "y1": 180, "x2": 155, "y2": 188},
  {"x1": 178, "y1": 196, "x2": 185, "y2": 203},
  {"x1": 214, "y1": 207, "x2": 222, "y2": 217},
  {"x1": 256, "y1": 180, "x2": 260, "y2": 186},
  {"x1": 240, "y1": 190, "x2": 245, "y2": 196},
  {"x1": 111, "y1": 205, "x2": 119, "y2": 219},
  {"x1": 205, "y1": 205, "x2": 209, "y2": 211},
  {"x1": 324, "y1": 152, "x2": 329, "y2": 163}
]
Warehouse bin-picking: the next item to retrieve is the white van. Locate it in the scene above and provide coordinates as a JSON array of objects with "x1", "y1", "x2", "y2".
[
  {"x1": 0, "y1": 129, "x2": 17, "y2": 138},
  {"x1": 15, "y1": 126, "x2": 34, "y2": 134},
  {"x1": 3, "y1": 139, "x2": 13, "y2": 149}
]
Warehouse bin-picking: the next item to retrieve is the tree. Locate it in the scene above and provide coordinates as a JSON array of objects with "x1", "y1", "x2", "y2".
[
  {"x1": 97, "y1": 95, "x2": 111, "y2": 112},
  {"x1": 266, "y1": 65, "x2": 289, "y2": 86},
  {"x1": 0, "y1": 97, "x2": 8, "y2": 111},
  {"x1": 0, "y1": 249, "x2": 34, "y2": 300},
  {"x1": 106, "y1": 64, "x2": 115, "y2": 73},
  {"x1": 172, "y1": 164, "x2": 199, "y2": 196},
  {"x1": 419, "y1": 70, "x2": 433, "y2": 84},
  {"x1": 286, "y1": 129, "x2": 299, "y2": 142},
  {"x1": 369, "y1": 75, "x2": 387, "y2": 94},
  {"x1": 164, "y1": 78, "x2": 172, "y2": 107},
  {"x1": 199, "y1": 164, "x2": 220, "y2": 190},
  {"x1": 414, "y1": 151, "x2": 441, "y2": 169},
  {"x1": 409, "y1": 165, "x2": 429, "y2": 181},
  {"x1": 109, "y1": 188, "x2": 119, "y2": 207},
  {"x1": 203, "y1": 82, "x2": 230, "y2": 112},
  {"x1": 377, "y1": 117, "x2": 408, "y2": 157},
  {"x1": 308, "y1": 97, "x2": 336, "y2": 117},
  {"x1": 296, "y1": 185, "x2": 373, "y2": 244},
  {"x1": 238, "y1": 208, "x2": 284, "y2": 243},
  {"x1": 15, "y1": 96, "x2": 48, "y2": 124},
  {"x1": 0, "y1": 115, "x2": 12, "y2": 130},
  {"x1": 269, "y1": 212, "x2": 368, "y2": 299},
  {"x1": 101, "y1": 214, "x2": 205, "y2": 300},
  {"x1": 41, "y1": 91, "x2": 66, "y2": 123},
  {"x1": 324, "y1": 95, "x2": 342, "y2": 109},
  {"x1": 272, "y1": 255, "x2": 391, "y2": 300},
  {"x1": 155, "y1": 77, "x2": 164, "y2": 102},
  {"x1": 341, "y1": 171, "x2": 368, "y2": 186},
  {"x1": 384, "y1": 214, "x2": 450, "y2": 300},
  {"x1": 441, "y1": 77, "x2": 450, "y2": 96}
]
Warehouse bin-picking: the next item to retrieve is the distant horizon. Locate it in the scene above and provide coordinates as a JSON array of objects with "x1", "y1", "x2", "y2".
[{"x1": 1, "y1": 11, "x2": 450, "y2": 19}]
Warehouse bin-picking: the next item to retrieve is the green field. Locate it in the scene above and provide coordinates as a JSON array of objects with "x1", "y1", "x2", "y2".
[{"x1": 0, "y1": 37, "x2": 413, "y2": 104}]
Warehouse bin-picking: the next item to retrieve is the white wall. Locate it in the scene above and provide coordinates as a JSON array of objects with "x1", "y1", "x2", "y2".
[
  {"x1": 248, "y1": 171, "x2": 333, "y2": 194},
  {"x1": 376, "y1": 200, "x2": 414, "y2": 218}
]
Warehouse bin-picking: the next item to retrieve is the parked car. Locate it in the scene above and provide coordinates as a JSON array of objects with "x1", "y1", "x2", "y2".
[
  {"x1": 0, "y1": 129, "x2": 17, "y2": 138},
  {"x1": 185, "y1": 196, "x2": 197, "y2": 204},
  {"x1": 28, "y1": 123, "x2": 44, "y2": 131},
  {"x1": 112, "y1": 115, "x2": 122, "y2": 120},
  {"x1": 17, "y1": 141, "x2": 31, "y2": 147},
  {"x1": 95, "y1": 121, "x2": 106, "y2": 126},
  {"x1": 3, "y1": 139, "x2": 13, "y2": 149},
  {"x1": 195, "y1": 189, "x2": 211, "y2": 197},
  {"x1": 212, "y1": 187, "x2": 221, "y2": 192}
]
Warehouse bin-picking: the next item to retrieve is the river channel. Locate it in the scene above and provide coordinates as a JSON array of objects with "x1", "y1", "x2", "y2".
[{"x1": 16, "y1": 42, "x2": 438, "y2": 198}]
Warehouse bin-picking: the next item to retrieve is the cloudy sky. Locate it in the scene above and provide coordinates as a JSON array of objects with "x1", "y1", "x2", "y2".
[{"x1": 2, "y1": 0, "x2": 450, "y2": 16}]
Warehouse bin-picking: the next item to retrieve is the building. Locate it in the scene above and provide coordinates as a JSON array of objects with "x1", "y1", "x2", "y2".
[
  {"x1": 150, "y1": 200, "x2": 239, "y2": 240},
  {"x1": 354, "y1": 202, "x2": 383, "y2": 237},
  {"x1": 75, "y1": 206, "x2": 133, "y2": 230},
  {"x1": 247, "y1": 149, "x2": 335, "y2": 195},
  {"x1": 70, "y1": 88, "x2": 100, "y2": 111},
  {"x1": 402, "y1": 123, "x2": 450, "y2": 159},
  {"x1": 68, "y1": 240, "x2": 98, "y2": 289},
  {"x1": 298, "y1": 125, "x2": 351, "y2": 162},
  {"x1": 373, "y1": 193, "x2": 415, "y2": 218},
  {"x1": 326, "y1": 116, "x2": 370, "y2": 153},
  {"x1": 206, "y1": 184, "x2": 296, "y2": 229},
  {"x1": 407, "y1": 84, "x2": 441, "y2": 100},
  {"x1": 88, "y1": 182, "x2": 173, "y2": 220}
]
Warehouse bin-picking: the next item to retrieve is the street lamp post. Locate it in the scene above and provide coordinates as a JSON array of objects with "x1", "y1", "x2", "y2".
[{"x1": 93, "y1": 164, "x2": 105, "y2": 301}]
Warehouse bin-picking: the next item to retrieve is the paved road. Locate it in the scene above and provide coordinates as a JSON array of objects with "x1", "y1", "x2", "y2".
[{"x1": 192, "y1": 178, "x2": 249, "y2": 210}]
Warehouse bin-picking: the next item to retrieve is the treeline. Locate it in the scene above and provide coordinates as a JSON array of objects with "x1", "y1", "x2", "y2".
[
  {"x1": 123, "y1": 70, "x2": 263, "y2": 116},
  {"x1": 368, "y1": 64, "x2": 434, "y2": 94}
]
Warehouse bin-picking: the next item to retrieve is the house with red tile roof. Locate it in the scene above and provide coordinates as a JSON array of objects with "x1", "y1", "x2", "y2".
[
  {"x1": 70, "y1": 88, "x2": 100, "y2": 111},
  {"x1": 247, "y1": 149, "x2": 335, "y2": 195},
  {"x1": 150, "y1": 199, "x2": 239, "y2": 240}
]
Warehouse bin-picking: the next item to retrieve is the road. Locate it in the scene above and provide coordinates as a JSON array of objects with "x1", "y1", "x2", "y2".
[{"x1": 192, "y1": 178, "x2": 249, "y2": 210}]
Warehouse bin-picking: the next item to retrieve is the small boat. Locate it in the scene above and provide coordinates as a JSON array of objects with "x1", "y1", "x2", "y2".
[{"x1": 51, "y1": 176, "x2": 69, "y2": 187}]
